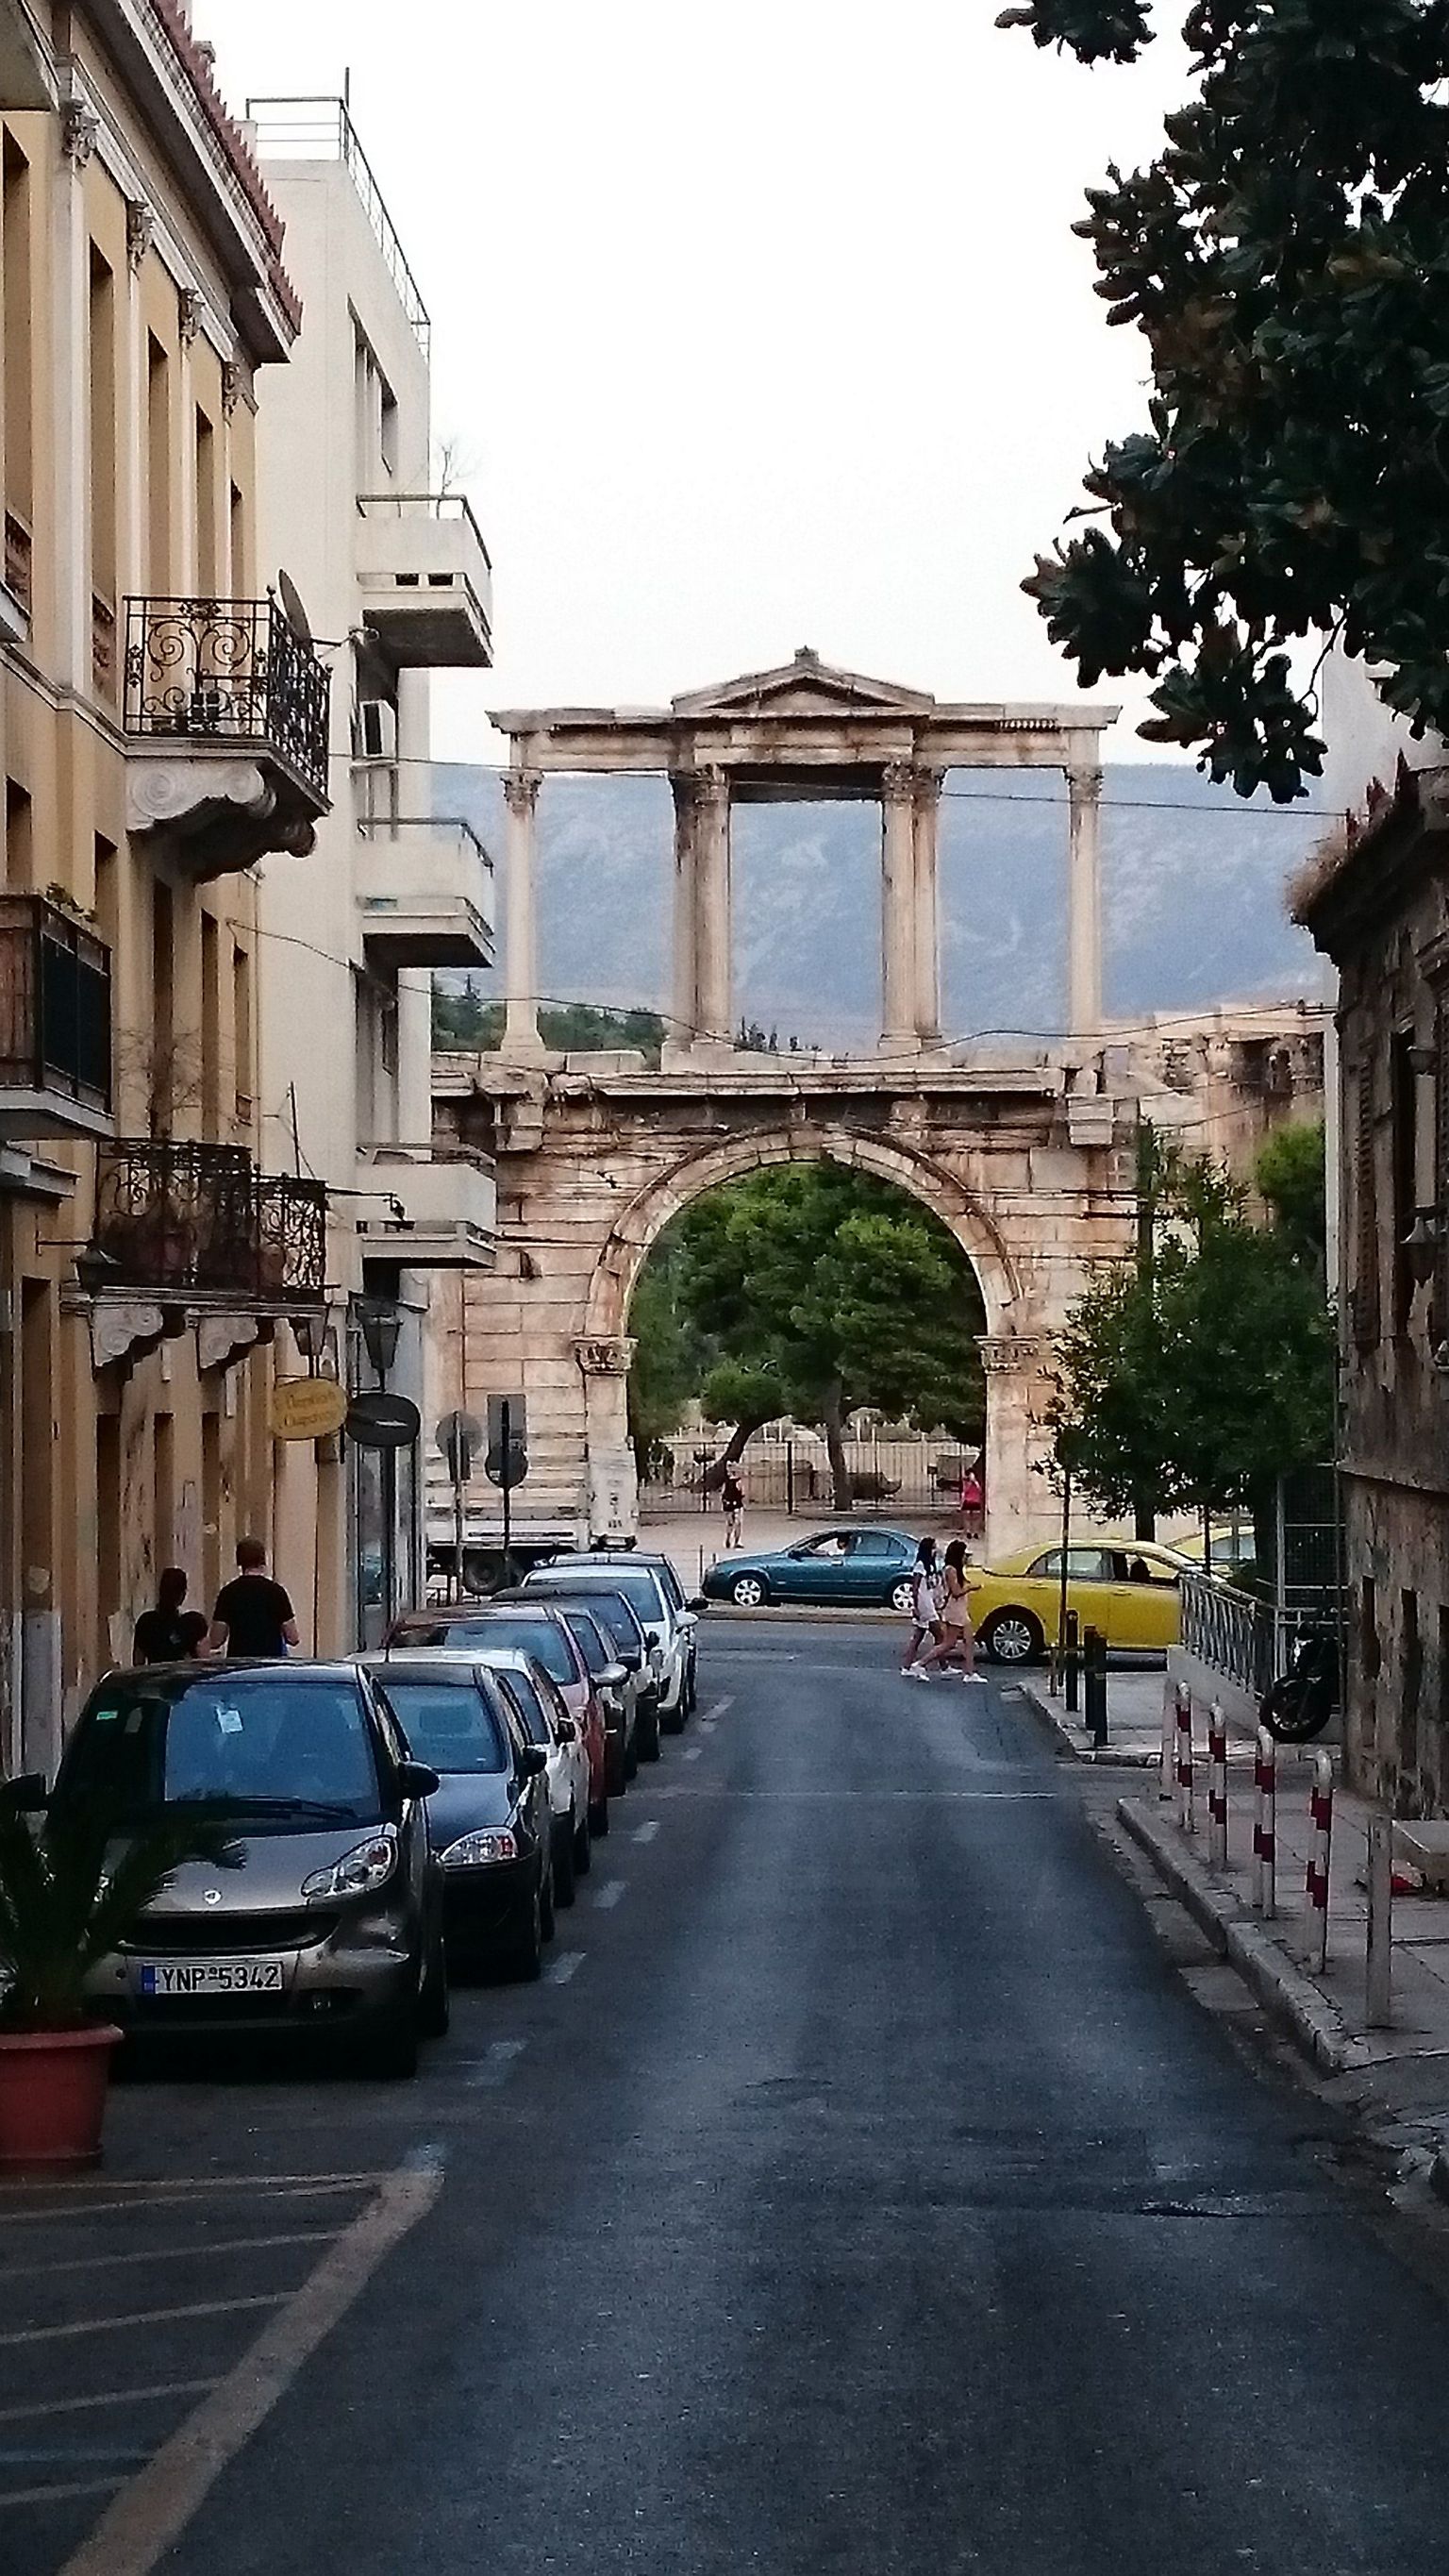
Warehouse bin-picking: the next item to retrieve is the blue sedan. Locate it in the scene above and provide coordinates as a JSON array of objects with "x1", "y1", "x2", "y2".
[{"x1": 701, "y1": 1527, "x2": 920, "y2": 1610}]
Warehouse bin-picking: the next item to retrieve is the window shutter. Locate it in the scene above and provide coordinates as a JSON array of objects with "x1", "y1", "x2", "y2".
[
  {"x1": 1354, "y1": 1062, "x2": 1380, "y2": 1349},
  {"x1": 1436, "y1": 999, "x2": 1449, "y2": 1342}
]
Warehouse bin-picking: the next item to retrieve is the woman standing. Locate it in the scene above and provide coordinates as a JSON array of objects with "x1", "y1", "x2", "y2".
[
  {"x1": 900, "y1": 1537, "x2": 943, "y2": 1675},
  {"x1": 132, "y1": 1567, "x2": 208, "y2": 1665},
  {"x1": 907, "y1": 1540, "x2": 977, "y2": 1682}
]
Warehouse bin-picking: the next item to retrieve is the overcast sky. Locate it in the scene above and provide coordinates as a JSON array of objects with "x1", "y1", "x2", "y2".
[{"x1": 201, "y1": 0, "x2": 1191, "y2": 766}]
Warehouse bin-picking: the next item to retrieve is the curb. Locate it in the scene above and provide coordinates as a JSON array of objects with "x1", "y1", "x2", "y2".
[
  {"x1": 1019, "y1": 1680, "x2": 1160, "y2": 1768},
  {"x1": 1115, "y1": 1797, "x2": 1367, "y2": 2077},
  {"x1": 697, "y1": 1605, "x2": 901, "y2": 1625}
]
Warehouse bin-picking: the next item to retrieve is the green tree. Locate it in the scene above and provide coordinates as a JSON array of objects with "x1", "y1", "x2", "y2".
[
  {"x1": 625, "y1": 1246, "x2": 712, "y2": 1480},
  {"x1": 665, "y1": 1165, "x2": 986, "y2": 1507},
  {"x1": 1052, "y1": 1152, "x2": 1335, "y2": 1533},
  {"x1": 1255, "y1": 1118, "x2": 1327, "y2": 1271},
  {"x1": 430, "y1": 991, "x2": 667, "y2": 1065},
  {"x1": 1000, "y1": 0, "x2": 1449, "y2": 799}
]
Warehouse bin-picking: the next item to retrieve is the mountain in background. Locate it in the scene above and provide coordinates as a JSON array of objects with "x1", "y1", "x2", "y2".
[{"x1": 433, "y1": 762, "x2": 1327, "y2": 1049}]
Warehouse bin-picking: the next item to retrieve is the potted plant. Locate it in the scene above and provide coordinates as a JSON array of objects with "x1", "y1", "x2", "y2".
[{"x1": 0, "y1": 1788, "x2": 236, "y2": 2168}]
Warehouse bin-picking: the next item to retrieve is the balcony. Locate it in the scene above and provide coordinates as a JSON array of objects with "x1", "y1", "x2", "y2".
[
  {"x1": 354, "y1": 1146, "x2": 494, "y2": 1269},
  {"x1": 0, "y1": 896, "x2": 112, "y2": 1143},
  {"x1": 355, "y1": 495, "x2": 492, "y2": 668},
  {"x1": 122, "y1": 595, "x2": 332, "y2": 879},
  {"x1": 356, "y1": 814, "x2": 494, "y2": 969},
  {"x1": 90, "y1": 1141, "x2": 326, "y2": 1309}
]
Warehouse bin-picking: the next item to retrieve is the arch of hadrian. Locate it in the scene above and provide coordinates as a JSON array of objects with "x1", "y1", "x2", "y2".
[{"x1": 428, "y1": 653, "x2": 1326, "y2": 1557}]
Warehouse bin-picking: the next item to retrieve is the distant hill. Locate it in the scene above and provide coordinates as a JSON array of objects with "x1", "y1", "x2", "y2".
[{"x1": 433, "y1": 762, "x2": 1327, "y2": 1049}]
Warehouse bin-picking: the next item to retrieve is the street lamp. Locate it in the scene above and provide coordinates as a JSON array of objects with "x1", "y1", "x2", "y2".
[
  {"x1": 291, "y1": 1310, "x2": 329, "y2": 1373},
  {"x1": 358, "y1": 1301, "x2": 402, "y2": 1382}
]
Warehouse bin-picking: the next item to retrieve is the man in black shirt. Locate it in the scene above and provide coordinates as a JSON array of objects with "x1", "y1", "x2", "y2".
[
  {"x1": 133, "y1": 1567, "x2": 209, "y2": 1664},
  {"x1": 208, "y1": 1537, "x2": 300, "y2": 1660}
]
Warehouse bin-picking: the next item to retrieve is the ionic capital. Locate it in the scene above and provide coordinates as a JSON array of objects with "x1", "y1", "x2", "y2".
[{"x1": 503, "y1": 769, "x2": 541, "y2": 817}]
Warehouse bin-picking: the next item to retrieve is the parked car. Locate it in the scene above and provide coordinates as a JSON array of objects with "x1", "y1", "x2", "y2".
[
  {"x1": 57, "y1": 1660, "x2": 446, "y2": 2077},
  {"x1": 525, "y1": 1556, "x2": 699, "y2": 1731},
  {"x1": 468, "y1": 1648, "x2": 593, "y2": 1903},
  {"x1": 384, "y1": 1603, "x2": 612, "y2": 1833},
  {"x1": 701, "y1": 1526, "x2": 921, "y2": 1611},
  {"x1": 965, "y1": 1541, "x2": 1194, "y2": 1664},
  {"x1": 365, "y1": 1654, "x2": 556, "y2": 1980},
  {"x1": 508, "y1": 1581, "x2": 657, "y2": 1764}
]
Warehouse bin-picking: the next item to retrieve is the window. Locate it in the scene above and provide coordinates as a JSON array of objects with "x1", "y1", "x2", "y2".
[
  {"x1": 1354, "y1": 1058, "x2": 1380, "y2": 1347},
  {"x1": 854, "y1": 1532, "x2": 897, "y2": 1559},
  {"x1": 146, "y1": 334, "x2": 171, "y2": 594},
  {"x1": 1108, "y1": 1551, "x2": 1178, "y2": 1587},
  {"x1": 200, "y1": 912, "x2": 219, "y2": 1139},
  {"x1": 6, "y1": 777, "x2": 31, "y2": 890},
  {"x1": 1402, "y1": 1589, "x2": 1423, "y2": 1729},
  {"x1": 232, "y1": 944, "x2": 253, "y2": 1121},
  {"x1": 1391, "y1": 1031, "x2": 1418, "y2": 1333},
  {"x1": 1360, "y1": 1577, "x2": 1381, "y2": 1682},
  {"x1": 228, "y1": 479, "x2": 246, "y2": 591},
  {"x1": 493, "y1": 1670, "x2": 554, "y2": 1747},
  {"x1": 194, "y1": 406, "x2": 217, "y2": 592},
  {"x1": 377, "y1": 1679, "x2": 508, "y2": 1775},
  {"x1": 559, "y1": 1612, "x2": 610, "y2": 1677},
  {"x1": 3, "y1": 131, "x2": 35, "y2": 538}
]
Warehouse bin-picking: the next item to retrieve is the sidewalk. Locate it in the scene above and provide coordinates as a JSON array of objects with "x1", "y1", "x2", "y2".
[{"x1": 1026, "y1": 1664, "x2": 1449, "y2": 2165}]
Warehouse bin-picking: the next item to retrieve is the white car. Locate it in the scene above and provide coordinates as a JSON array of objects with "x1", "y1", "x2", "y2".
[
  {"x1": 466, "y1": 1647, "x2": 592, "y2": 1905},
  {"x1": 523, "y1": 1556, "x2": 700, "y2": 1731}
]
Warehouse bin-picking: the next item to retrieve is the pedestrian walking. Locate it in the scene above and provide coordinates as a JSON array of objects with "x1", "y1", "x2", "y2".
[
  {"x1": 208, "y1": 1536, "x2": 300, "y2": 1660},
  {"x1": 959, "y1": 1464, "x2": 984, "y2": 1539},
  {"x1": 907, "y1": 1540, "x2": 978, "y2": 1681},
  {"x1": 900, "y1": 1537, "x2": 943, "y2": 1673},
  {"x1": 132, "y1": 1567, "x2": 208, "y2": 1665},
  {"x1": 721, "y1": 1467, "x2": 745, "y2": 1550}
]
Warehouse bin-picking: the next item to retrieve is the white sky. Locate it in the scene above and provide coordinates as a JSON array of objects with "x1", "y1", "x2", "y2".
[{"x1": 201, "y1": 0, "x2": 1191, "y2": 766}]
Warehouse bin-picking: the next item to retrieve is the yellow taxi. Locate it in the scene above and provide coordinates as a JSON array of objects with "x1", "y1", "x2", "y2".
[{"x1": 964, "y1": 1540, "x2": 1193, "y2": 1665}]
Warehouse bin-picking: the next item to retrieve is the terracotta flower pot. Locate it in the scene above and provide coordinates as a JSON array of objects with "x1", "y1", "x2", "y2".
[{"x1": 0, "y1": 2024, "x2": 122, "y2": 2169}]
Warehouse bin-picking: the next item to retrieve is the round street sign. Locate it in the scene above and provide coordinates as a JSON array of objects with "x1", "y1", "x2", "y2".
[
  {"x1": 346, "y1": 1391, "x2": 423, "y2": 1450},
  {"x1": 436, "y1": 1409, "x2": 481, "y2": 1480},
  {"x1": 270, "y1": 1376, "x2": 349, "y2": 1443},
  {"x1": 484, "y1": 1443, "x2": 528, "y2": 1489}
]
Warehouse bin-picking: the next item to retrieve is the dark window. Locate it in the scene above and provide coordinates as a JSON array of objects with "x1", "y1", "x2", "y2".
[
  {"x1": 1360, "y1": 1578, "x2": 1381, "y2": 1682},
  {"x1": 853, "y1": 1532, "x2": 897, "y2": 1558},
  {"x1": 493, "y1": 1670, "x2": 552, "y2": 1746},
  {"x1": 381, "y1": 1679, "x2": 508, "y2": 1775},
  {"x1": 1439, "y1": 1606, "x2": 1449, "y2": 1731},
  {"x1": 1402, "y1": 1590, "x2": 1423, "y2": 1727},
  {"x1": 1354, "y1": 1060, "x2": 1380, "y2": 1348},
  {"x1": 433, "y1": 1614, "x2": 577, "y2": 1687},
  {"x1": 1391, "y1": 1032, "x2": 1418, "y2": 1333},
  {"x1": 558, "y1": 1611, "x2": 609, "y2": 1677}
]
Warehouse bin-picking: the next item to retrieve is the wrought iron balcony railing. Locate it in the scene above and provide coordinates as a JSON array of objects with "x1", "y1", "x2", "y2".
[
  {"x1": 122, "y1": 595, "x2": 330, "y2": 804},
  {"x1": 92, "y1": 1140, "x2": 326, "y2": 1306},
  {"x1": 0, "y1": 895, "x2": 111, "y2": 1116}
]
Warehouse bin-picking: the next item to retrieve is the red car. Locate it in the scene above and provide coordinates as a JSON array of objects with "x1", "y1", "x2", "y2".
[{"x1": 384, "y1": 1603, "x2": 611, "y2": 1832}]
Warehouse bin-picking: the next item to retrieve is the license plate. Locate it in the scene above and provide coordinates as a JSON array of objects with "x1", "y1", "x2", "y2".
[{"x1": 138, "y1": 1958, "x2": 286, "y2": 1997}]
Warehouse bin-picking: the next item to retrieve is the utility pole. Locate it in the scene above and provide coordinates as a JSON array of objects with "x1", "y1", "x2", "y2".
[{"x1": 1134, "y1": 1112, "x2": 1158, "y2": 1544}]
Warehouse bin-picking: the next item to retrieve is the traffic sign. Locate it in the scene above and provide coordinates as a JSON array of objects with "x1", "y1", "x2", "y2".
[
  {"x1": 484, "y1": 1443, "x2": 528, "y2": 1489},
  {"x1": 436, "y1": 1409, "x2": 481, "y2": 1483},
  {"x1": 346, "y1": 1391, "x2": 422, "y2": 1450}
]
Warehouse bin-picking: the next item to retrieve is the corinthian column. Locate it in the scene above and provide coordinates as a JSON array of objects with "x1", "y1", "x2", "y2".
[
  {"x1": 671, "y1": 772, "x2": 699, "y2": 1045},
  {"x1": 502, "y1": 768, "x2": 544, "y2": 1058},
  {"x1": 693, "y1": 766, "x2": 732, "y2": 1045},
  {"x1": 880, "y1": 762, "x2": 918, "y2": 1051},
  {"x1": 1067, "y1": 761, "x2": 1103, "y2": 1036}
]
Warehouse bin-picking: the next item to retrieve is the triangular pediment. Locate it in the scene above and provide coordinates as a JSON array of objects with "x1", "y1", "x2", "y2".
[{"x1": 672, "y1": 647, "x2": 936, "y2": 721}]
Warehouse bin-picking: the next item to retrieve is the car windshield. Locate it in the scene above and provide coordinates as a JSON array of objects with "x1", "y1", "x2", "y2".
[
  {"x1": 423, "y1": 1615, "x2": 575, "y2": 1686},
  {"x1": 378, "y1": 1680, "x2": 508, "y2": 1775},
  {"x1": 59, "y1": 1675, "x2": 381, "y2": 1825},
  {"x1": 531, "y1": 1569, "x2": 665, "y2": 1627}
]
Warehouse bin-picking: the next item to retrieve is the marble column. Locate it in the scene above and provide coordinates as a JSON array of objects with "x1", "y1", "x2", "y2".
[
  {"x1": 692, "y1": 765, "x2": 732, "y2": 1045},
  {"x1": 670, "y1": 772, "x2": 699, "y2": 1044},
  {"x1": 574, "y1": 1334, "x2": 638, "y2": 1544},
  {"x1": 913, "y1": 766, "x2": 942, "y2": 1044},
  {"x1": 1067, "y1": 761, "x2": 1104, "y2": 1035},
  {"x1": 502, "y1": 769, "x2": 544, "y2": 1058},
  {"x1": 880, "y1": 761, "x2": 918, "y2": 1051}
]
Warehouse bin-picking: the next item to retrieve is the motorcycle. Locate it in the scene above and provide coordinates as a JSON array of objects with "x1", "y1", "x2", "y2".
[{"x1": 1259, "y1": 1623, "x2": 1339, "y2": 1744}]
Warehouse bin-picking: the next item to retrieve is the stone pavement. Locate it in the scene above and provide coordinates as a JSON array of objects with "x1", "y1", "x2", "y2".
[{"x1": 1025, "y1": 1664, "x2": 1449, "y2": 2174}]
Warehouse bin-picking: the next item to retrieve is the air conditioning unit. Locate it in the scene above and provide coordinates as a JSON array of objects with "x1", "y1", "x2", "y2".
[{"x1": 355, "y1": 697, "x2": 397, "y2": 760}]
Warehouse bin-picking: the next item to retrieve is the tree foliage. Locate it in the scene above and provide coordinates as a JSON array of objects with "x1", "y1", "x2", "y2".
[
  {"x1": 1051, "y1": 1150, "x2": 1335, "y2": 1520},
  {"x1": 1001, "y1": 0, "x2": 1449, "y2": 798},
  {"x1": 1255, "y1": 1117, "x2": 1327, "y2": 1269},
  {"x1": 431, "y1": 985, "x2": 666, "y2": 1065}
]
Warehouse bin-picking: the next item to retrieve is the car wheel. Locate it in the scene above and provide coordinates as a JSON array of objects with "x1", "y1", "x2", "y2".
[
  {"x1": 635, "y1": 1699, "x2": 661, "y2": 1763},
  {"x1": 660, "y1": 1689, "x2": 686, "y2": 1736},
  {"x1": 540, "y1": 1861, "x2": 557, "y2": 1943},
  {"x1": 683, "y1": 1659, "x2": 698, "y2": 1717},
  {"x1": 507, "y1": 1884, "x2": 544, "y2": 1982},
  {"x1": 730, "y1": 1573, "x2": 767, "y2": 1608},
  {"x1": 980, "y1": 1607, "x2": 1045, "y2": 1666},
  {"x1": 574, "y1": 1808, "x2": 592, "y2": 1873},
  {"x1": 553, "y1": 1817, "x2": 577, "y2": 1908},
  {"x1": 418, "y1": 1918, "x2": 450, "y2": 2039},
  {"x1": 589, "y1": 1794, "x2": 609, "y2": 1839},
  {"x1": 888, "y1": 1577, "x2": 916, "y2": 1614}
]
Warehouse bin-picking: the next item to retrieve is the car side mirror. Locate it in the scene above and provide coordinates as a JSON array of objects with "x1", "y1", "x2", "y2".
[
  {"x1": 689, "y1": 1595, "x2": 708, "y2": 1613},
  {"x1": 397, "y1": 1759, "x2": 441, "y2": 1799},
  {"x1": 618, "y1": 1648, "x2": 641, "y2": 1672},
  {"x1": 599, "y1": 1663, "x2": 627, "y2": 1691},
  {"x1": 556, "y1": 1716, "x2": 577, "y2": 1743},
  {"x1": 3, "y1": 1771, "x2": 46, "y2": 1814},
  {"x1": 644, "y1": 1628, "x2": 661, "y2": 1648},
  {"x1": 519, "y1": 1745, "x2": 548, "y2": 1779}
]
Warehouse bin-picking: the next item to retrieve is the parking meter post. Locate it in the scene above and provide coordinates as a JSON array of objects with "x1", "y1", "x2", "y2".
[
  {"x1": 453, "y1": 1476, "x2": 464, "y2": 1602},
  {"x1": 1064, "y1": 1609, "x2": 1080, "y2": 1715},
  {"x1": 1083, "y1": 1625, "x2": 1108, "y2": 1747},
  {"x1": 501, "y1": 1398, "x2": 513, "y2": 1587}
]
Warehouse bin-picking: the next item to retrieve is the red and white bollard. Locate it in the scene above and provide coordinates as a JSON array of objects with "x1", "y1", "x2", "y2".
[
  {"x1": 1307, "y1": 1753, "x2": 1334, "y2": 1972},
  {"x1": 1208, "y1": 1701, "x2": 1228, "y2": 1869},
  {"x1": 1253, "y1": 1728, "x2": 1276, "y2": 1920},
  {"x1": 1175, "y1": 1684, "x2": 1195, "y2": 1833}
]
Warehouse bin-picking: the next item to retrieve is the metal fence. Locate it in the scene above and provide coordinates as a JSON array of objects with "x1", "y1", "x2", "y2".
[
  {"x1": 641, "y1": 1432, "x2": 978, "y2": 1518},
  {"x1": 1180, "y1": 1571, "x2": 1278, "y2": 1698}
]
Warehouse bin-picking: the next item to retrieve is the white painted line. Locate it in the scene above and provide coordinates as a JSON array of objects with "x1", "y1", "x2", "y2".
[
  {"x1": 56, "y1": 2150, "x2": 444, "y2": 2576},
  {"x1": 4, "y1": 2230, "x2": 336, "y2": 2281},
  {"x1": 698, "y1": 1697, "x2": 734, "y2": 1723},
  {"x1": 0, "y1": 2178, "x2": 380, "y2": 2228},
  {"x1": 592, "y1": 1880, "x2": 626, "y2": 1909},
  {"x1": 699, "y1": 1720, "x2": 717, "y2": 1735},
  {"x1": 631, "y1": 1819, "x2": 660, "y2": 1844},
  {"x1": 0, "y1": 2295, "x2": 285, "y2": 2350},
  {"x1": 464, "y1": 2040, "x2": 527, "y2": 2090},
  {"x1": 0, "y1": 2385, "x2": 220, "y2": 2428},
  {"x1": 682, "y1": 1745, "x2": 703, "y2": 1763},
  {"x1": 5, "y1": 2476, "x2": 124, "y2": 2508},
  {"x1": 544, "y1": 1949, "x2": 585, "y2": 1985}
]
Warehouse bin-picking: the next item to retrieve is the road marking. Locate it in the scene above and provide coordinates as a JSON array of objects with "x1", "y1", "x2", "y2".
[
  {"x1": 545, "y1": 1949, "x2": 584, "y2": 1984},
  {"x1": 592, "y1": 1880, "x2": 626, "y2": 1909},
  {"x1": 0, "y1": 2385, "x2": 220, "y2": 2428},
  {"x1": 463, "y1": 2040, "x2": 527, "y2": 2090},
  {"x1": 631, "y1": 1819, "x2": 660, "y2": 1844},
  {"x1": 56, "y1": 2149, "x2": 444, "y2": 2576},
  {"x1": 698, "y1": 1696, "x2": 734, "y2": 1722},
  {"x1": 682, "y1": 1745, "x2": 703, "y2": 1763},
  {"x1": 0, "y1": 2178, "x2": 379, "y2": 2228},
  {"x1": 3, "y1": 2230, "x2": 336, "y2": 2281},
  {"x1": 0, "y1": 2295, "x2": 285, "y2": 2349},
  {"x1": 5, "y1": 2477, "x2": 125, "y2": 2508}
]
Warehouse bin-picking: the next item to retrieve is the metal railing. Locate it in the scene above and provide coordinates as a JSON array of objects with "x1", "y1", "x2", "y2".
[
  {"x1": 243, "y1": 97, "x2": 429, "y2": 351},
  {"x1": 355, "y1": 814, "x2": 493, "y2": 873},
  {"x1": 1180, "y1": 1571, "x2": 1277, "y2": 1698},
  {"x1": 356, "y1": 491, "x2": 493, "y2": 575},
  {"x1": 0, "y1": 896, "x2": 111, "y2": 1112},
  {"x1": 92, "y1": 1140, "x2": 325, "y2": 1304},
  {"x1": 122, "y1": 595, "x2": 330, "y2": 804}
]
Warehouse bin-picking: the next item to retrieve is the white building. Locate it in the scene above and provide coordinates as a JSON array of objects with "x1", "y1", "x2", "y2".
[{"x1": 248, "y1": 97, "x2": 495, "y2": 1645}]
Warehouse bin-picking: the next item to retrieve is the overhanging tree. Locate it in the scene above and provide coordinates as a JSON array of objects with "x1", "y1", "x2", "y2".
[{"x1": 1000, "y1": 0, "x2": 1449, "y2": 799}]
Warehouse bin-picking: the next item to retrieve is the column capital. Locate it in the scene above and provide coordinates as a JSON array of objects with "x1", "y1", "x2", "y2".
[
  {"x1": 912, "y1": 764, "x2": 944, "y2": 801},
  {"x1": 1066, "y1": 760, "x2": 1104, "y2": 795},
  {"x1": 693, "y1": 762, "x2": 728, "y2": 808},
  {"x1": 976, "y1": 1332, "x2": 1044, "y2": 1377},
  {"x1": 881, "y1": 760, "x2": 915, "y2": 804},
  {"x1": 573, "y1": 1334, "x2": 636, "y2": 1379},
  {"x1": 125, "y1": 198, "x2": 155, "y2": 273},
  {"x1": 60, "y1": 99, "x2": 98, "y2": 167},
  {"x1": 177, "y1": 287, "x2": 204, "y2": 349},
  {"x1": 503, "y1": 768, "x2": 541, "y2": 817}
]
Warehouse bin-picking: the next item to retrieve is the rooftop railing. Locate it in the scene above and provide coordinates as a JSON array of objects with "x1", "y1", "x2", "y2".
[{"x1": 244, "y1": 96, "x2": 429, "y2": 352}]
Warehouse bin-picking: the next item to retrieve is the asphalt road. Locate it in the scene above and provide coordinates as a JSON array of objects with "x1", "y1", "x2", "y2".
[{"x1": 11, "y1": 1624, "x2": 1449, "y2": 2575}]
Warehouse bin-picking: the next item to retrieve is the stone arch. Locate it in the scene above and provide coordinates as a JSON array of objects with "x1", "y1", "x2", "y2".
[{"x1": 583, "y1": 1124, "x2": 1022, "y2": 1347}]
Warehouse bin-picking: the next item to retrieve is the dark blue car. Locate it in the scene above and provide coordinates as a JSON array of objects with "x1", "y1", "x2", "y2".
[{"x1": 701, "y1": 1527, "x2": 919, "y2": 1610}]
